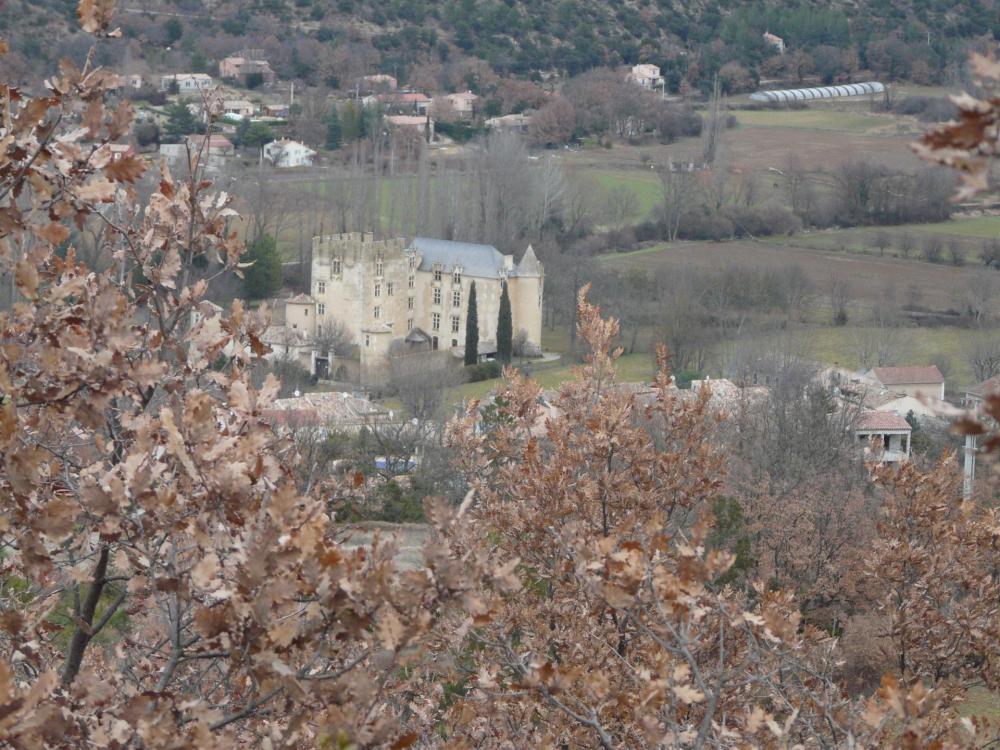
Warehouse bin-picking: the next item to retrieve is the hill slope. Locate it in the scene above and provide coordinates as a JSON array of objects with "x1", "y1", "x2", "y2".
[{"x1": 1, "y1": 0, "x2": 994, "y2": 90}]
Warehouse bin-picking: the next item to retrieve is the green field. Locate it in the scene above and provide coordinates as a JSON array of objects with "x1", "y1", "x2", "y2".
[
  {"x1": 733, "y1": 108, "x2": 890, "y2": 133},
  {"x1": 912, "y1": 215, "x2": 1000, "y2": 238},
  {"x1": 587, "y1": 169, "x2": 662, "y2": 220},
  {"x1": 445, "y1": 351, "x2": 655, "y2": 406}
]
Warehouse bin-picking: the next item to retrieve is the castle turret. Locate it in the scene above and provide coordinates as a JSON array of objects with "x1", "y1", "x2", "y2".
[{"x1": 508, "y1": 245, "x2": 544, "y2": 356}]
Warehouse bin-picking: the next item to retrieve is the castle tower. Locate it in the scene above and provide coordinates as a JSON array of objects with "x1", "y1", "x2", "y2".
[{"x1": 508, "y1": 244, "x2": 544, "y2": 356}]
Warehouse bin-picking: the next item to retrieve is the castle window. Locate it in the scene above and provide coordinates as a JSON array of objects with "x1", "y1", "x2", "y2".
[
  {"x1": 453, "y1": 269, "x2": 462, "y2": 284},
  {"x1": 374, "y1": 306, "x2": 381, "y2": 320},
  {"x1": 408, "y1": 255, "x2": 415, "y2": 270},
  {"x1": 451, "y1": 315, "x2": 460, "y2": 333},
  {"x1": 408, "y1": 275, "x2": 415, "y2": 289},
  {"x1": 374, "y1": 282, "x2": 381, "y2": 298},
  {"x1": 303, "y1": 308, "x2": 308, "y2": 316},
  {"x1": 433, "y1": 268, "x2": 442, "y2": 282},
  {"x1": 452, "y1": 290, "x2": 461, "y2": 308},
  {"x1": 407, "y1": 318, "x2": 413, "y2": 330},
  {"x1": 407, "y1": 296, "x2": 414, "y2": 310},
  {"x1": 318, "y1": 303, "x2": 325, "y2": 316},
  {"x1": 331, "y1": 257, "x2": 341, "y2": 276},
  {"x1": 317, "y1": 281, "x2": 326, "y2": 295},
  {"x1": 387, "y1": 281, "x2": 394, "y2": 296},
  {"x1": 364, "y1": 334, "x2": 370, "y2": 347},
  {"x1": 433, "y1": 288, "x2": 441, "y2": 305},
  {"x1": 376, "y1": 258, "x2": 384, "y2": 277},
  {"x1": 432, "y1": 313, "x2": 440, "y2": 331}
]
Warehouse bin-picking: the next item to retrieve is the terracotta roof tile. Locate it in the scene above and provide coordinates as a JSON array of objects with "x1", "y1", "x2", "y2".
[{"x1": 855, "y1": 410, "x2": 911, "y2": 431}]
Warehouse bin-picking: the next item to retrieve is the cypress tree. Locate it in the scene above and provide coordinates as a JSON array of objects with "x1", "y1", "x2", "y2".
[
  {"x1": 464, "y1": 281, "x2": 479, "y2": 366},
  {"x1": 325, "y1": 105, "x2": 342, "y2": 150},
  {"x1": 497, "y1": 281, "x2": 513, "y2": 364},
  {"x1": 243, "y1": 233, "x2": 283, "y2": 300}
]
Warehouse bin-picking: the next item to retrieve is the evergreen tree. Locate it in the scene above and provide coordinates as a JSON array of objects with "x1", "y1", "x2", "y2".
[
  {"x1": 497, "y1": 281, "x2": 513, "y2": 364},
  {"x1": 243, "y1": 122, "x2": 274, "y2": 152},
  {"x1": 162, "y1": 101, "x2": 199, "y2": 143},
  {"x1": 341, "y1": 100, "x2": 361, "y2": 141},
  {"x1": 242, "y1": 233, "x2": 283, "y2": 300},
  {"x1": 325, "y1": 105, "x2": 342, "y2": 150},
  {"x1": 464, "y1": 281, "x2": 479, "y2": 366}
]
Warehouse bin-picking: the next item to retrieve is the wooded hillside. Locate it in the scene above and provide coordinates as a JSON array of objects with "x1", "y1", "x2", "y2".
[{"x1": 2, "y1": 0, "x2": 995, "y2": 91}]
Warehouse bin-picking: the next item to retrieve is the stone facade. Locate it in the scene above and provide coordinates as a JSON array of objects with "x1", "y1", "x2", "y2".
[{"x1": 295, "y1": 232, "x2": 543, "y2": 384}]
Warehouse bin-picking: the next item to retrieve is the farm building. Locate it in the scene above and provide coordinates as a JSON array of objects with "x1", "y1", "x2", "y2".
[{"x1": 749, "y1": 81, "x2": 885, "y2": 103}]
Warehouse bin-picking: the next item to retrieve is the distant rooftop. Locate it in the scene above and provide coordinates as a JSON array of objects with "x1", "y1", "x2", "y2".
[{"x1": 871, "y1": 366, "x2": 944, "y2": 386}]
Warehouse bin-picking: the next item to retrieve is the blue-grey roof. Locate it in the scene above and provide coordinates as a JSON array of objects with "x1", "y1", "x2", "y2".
[
  {"x1": 411, "y1": 237, "x2": 507, "y2": 278},
  {"x1": 749, "y1": 81, "x2": 885, "y2": 103}
]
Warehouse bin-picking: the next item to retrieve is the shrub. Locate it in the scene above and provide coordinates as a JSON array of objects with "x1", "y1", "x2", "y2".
[{"x1": 466, "y1": 361, "x2": 501, "y2": 382}]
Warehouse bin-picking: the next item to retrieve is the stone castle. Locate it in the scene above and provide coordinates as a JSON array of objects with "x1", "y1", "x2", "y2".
[{"x1": 274, "y1": 233, "x2": 543, "y2": 384}]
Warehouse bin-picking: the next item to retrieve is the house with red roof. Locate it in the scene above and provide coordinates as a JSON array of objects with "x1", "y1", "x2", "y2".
[
  {"x1": 865, "y1": 365, "x2": 945, "y2": 401},
  {"x1": 854, "y1": 410, "x2": 911, "y2": 463}
]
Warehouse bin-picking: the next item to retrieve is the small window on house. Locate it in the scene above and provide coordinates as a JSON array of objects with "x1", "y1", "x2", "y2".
[
  {"x1": 453, "y1": 269, "x2": 461, "y2": 284},
  {"x1": 433, "y1": 268, "x2": 442, "y2": 282},
  {"x1": 303, "y1": 308, "x2": 308, "y2": 316},
  {"x1": 374, "y1": 306, "x2": 381, "y2": 319},
  {"x1": 332, "y1": 257, "x2": 341, "y2": 276},
  {"x1": 376, "y1": 258, "x2": 384, "y2": 276},
  {"x1": 317, "y1": 281, "x2": 326, "y2": 295},
  {"x1": 407, "y1": 296, "x2": 414, "y2": 310},
  {"x1": 318, "y1": 303, "x2": 325, "y2": 316},
  {"x1": 374, "y1": 282, "x2": 381, "y2": 298},
  {"x1": 432, "y1": 313, "x2": 440, "y2": 331},
  {"x1": 407, "y1": 318, "x2": 414, "y2": 330},
  {"x1": 451, "y1": 315, "x2": 460, "y2": 333},
  {"x1": 433, "y1": 288, "x2": 441, "y2": 305},
  {"x1": 364, "y1": 334, "x2": 371, "y2": 347},
  {"x1": 408, "y1": 275, "x2": 415, "y2": 289},
  {"x1": 387, "y1": 281, "x2": 394, "y2": 296},
  {"x1": 452, "y1": 290, "x2": 461, "y2": 308}
]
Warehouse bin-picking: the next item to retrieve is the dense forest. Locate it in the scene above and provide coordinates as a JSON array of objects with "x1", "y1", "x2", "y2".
[{"x1": 2, "y1": 0, "x2": 996, "y2": 91}]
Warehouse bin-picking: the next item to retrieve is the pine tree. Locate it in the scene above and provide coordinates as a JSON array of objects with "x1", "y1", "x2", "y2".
[
  {"x1": 464, "y1": 281, "x2": 479, "y2": 366},
  {"x1": 243, "y1": 233, "x2": 283, "y2": 299},
  {"x1": 162, "y1": 101, "x2": 199, "y2": 144},
  {"x1": 497, "y1": 280, "x2": 513, "y2": 364},
  {"x1": 326, "y1": 105, "x2": 342, "y2": 150}
]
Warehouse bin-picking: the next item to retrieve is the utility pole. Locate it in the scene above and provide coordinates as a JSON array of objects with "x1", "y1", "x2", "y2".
[{"x1": 964, "y1": 433, "x2": 977, "y2": 500}]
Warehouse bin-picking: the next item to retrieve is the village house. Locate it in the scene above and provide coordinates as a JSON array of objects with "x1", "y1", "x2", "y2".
[
  {"x1": 159, "y1": 73, "x2": 215, "y2": 94},
  {"x1": 627, "y1": 63, "x2": 665, "y2": 91},
  {"x1": 375, "y1": 92, "x2": 431, "y2": 115},
  {"x1": 263, "y1": 139, "x2": 317, "y2": 168},
  {"x1": 763, "y1": 31, "x2": 786, "y2": 54},
  {"x1": 485, "y1": 112, "x2": 533, "y2": 132},
  {"x1": 360, "y1": 74, "x2": 398, "y2": 93},
  {"x1": 385, "y1": 115, "x2": 434, "y2": 142},
  {"x1": 854, "y1": 410, "x2": 911, "y2": 463},
  {"x1": 108, "y1": 143, "x2": 136, "y2": 161},
  {"x1": 966, "y1": 375, "x2": 1000, "y2": 408},
  {"x1": 284, "y1": 233, "x2": 544, "y2": 384},
  {"x1": 222, "y1": 99, "x2": 256, "y2": 119},
  {"x1": 185, "y1": 134, "x2": 235, "y2": 172},
  {"x1": 263, "y1": 391, "x2": 386, "y2": 435},
  {"x1": 441, "y1": 91, "x2": 480, "y2": 119},
  {"x1": 864, "y1": 365, "x2": 945, "y2": 401},
  {"x1": 219, "y1": 53, "x2": 276, "y2": 86}
]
